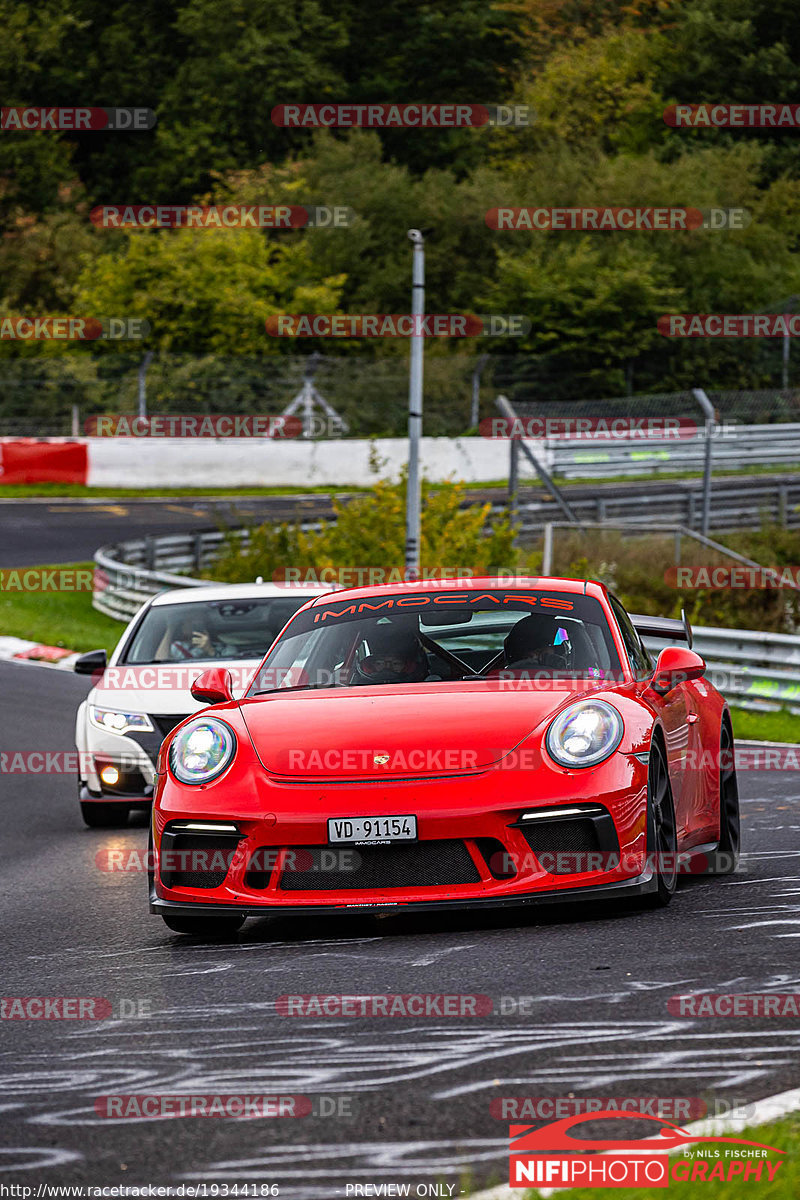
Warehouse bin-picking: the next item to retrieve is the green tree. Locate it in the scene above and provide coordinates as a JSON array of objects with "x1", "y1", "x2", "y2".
[{"x1": 71, "y1": 227, "x2": 346, "y2": 354}]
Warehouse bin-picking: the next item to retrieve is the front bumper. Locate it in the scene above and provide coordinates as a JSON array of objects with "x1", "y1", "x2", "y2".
[
  {"x1": 151, "y1": 751, "x2": 653, "y2": 913},
  {"x1": 150, "y1": 866, "x2": 657, "y2": 918}
]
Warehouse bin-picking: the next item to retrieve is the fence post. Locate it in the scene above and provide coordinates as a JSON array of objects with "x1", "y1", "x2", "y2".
[
  {"x1": 692, "y1": 387, "x2": 715, "y2": 537},
  {"x1": 508, "y1": 436, "x2": 519, "y2": 516},
  {"x1": 542, "y1": 523, "x2": 554, "y2": 575}
]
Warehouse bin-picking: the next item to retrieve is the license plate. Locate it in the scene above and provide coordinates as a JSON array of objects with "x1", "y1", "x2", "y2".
[{"x1": 328, "y1": 815, "x2": 417, "y2": 844}]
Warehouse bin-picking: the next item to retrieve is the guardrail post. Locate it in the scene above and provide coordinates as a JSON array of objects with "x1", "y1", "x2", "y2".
[
  {"x1": 144, "y1": 536, "x2": 155, "y2": 570},
  {"x1": 596, "y1": 498, "x2": 606, "y2": 522},
  {"x1": 687, "y1": 492, "x2": 696, "y2": 529},
  {"x1": 674, "y1": 530, "x2": 681, "y2": 566},
  {"x1": 779, "y1": 485, "x2": 788, "y2": 528},
  {"x1": 193, "y1": 532, "x2": 204, "y2": 572}
]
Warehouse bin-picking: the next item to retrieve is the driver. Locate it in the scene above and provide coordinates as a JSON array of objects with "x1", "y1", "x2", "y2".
[
  {"x1": 503, "y1": 613, "x2": 568, "y2": 671},
  {"x1": 156, "y1": 616, "x2": 232, "y2": 661},
  {"x1": 352, "y1": 621, "x2": 430, "y2": 684}
]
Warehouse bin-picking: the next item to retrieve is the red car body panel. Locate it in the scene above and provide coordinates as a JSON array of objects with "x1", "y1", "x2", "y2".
[{"x1": 151, "y1": 577, "x2": 728, "y2": 917}]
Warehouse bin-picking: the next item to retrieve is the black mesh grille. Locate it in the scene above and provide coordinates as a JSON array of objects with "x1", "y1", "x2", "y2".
[
  {"x1": 279, "y1": 840, "x2": 480, "y2": 891},
  {"x1": 519, "y1": 818, "x2": 603, "y2": 875},
  {"x1": 476, "y1": 837, "x2": 517, "y2": 879},
  {"x1": 153, "y1": 714, "x2": 191, "y2": 739},
  {"x1": 244, "y1": 846, "x2": 281, "y2": 890},
  {"x1": 160, "y1": 832, "x2": 240, "y2": 889}
]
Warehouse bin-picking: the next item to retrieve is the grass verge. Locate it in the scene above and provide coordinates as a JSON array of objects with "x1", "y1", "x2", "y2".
[
  {"x1": 729, "y1": 707, "x2": 799, "y2": 744},
  {"x1": 0, "y1": 563, "x2": 125, "y2": 655}
]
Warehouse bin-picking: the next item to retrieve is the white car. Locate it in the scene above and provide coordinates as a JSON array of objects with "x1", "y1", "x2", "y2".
[{"x1": 74, "y1": 582, "x2": 330, "y2": 827}]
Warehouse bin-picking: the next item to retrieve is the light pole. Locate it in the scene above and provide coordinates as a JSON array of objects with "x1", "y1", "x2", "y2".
[{"x1": 405, "y1": 229, "x2": 425, "y2": 579}]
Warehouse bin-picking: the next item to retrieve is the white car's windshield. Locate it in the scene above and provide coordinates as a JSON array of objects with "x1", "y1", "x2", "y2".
[
  {"x1": 122, "y1": 597, "x2": 312, "y2": 664},
  {"x1": 247, "y1": 590, "x2": 622, "y2": 693}
]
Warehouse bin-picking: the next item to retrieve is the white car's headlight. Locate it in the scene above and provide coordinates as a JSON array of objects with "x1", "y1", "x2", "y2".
[
  {"x1": 89, "y1": 706, "x2": 154, "y2": 736},
  {"x1": 168, "y1": 718, "x2": 236, "y2": 785},
  {"x1": 546, "y1": 699, "x2": 623, "y2": 768}
]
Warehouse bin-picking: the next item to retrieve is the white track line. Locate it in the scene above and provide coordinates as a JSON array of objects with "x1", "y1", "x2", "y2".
[{"x1": 469, "y1": 1086, "x2": 800, "y2": 1200}]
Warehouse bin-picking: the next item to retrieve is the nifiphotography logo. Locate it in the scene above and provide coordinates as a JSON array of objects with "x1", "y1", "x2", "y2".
[{"x1": 508, "y1": 1112, "x2": 785, "y2": 1188}]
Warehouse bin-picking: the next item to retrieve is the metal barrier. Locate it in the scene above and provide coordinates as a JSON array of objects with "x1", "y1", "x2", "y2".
[
  {"x1": 93, "y1": 532, "x2": 238, "y2": 622},
  {"x1": 546, "y1": 422, "x2": 800, "y2": 479},
  {"x1": 642, "y1": 626, "x2": 800, "y2": 713},
  {"x1": 514, "y1": 475, "x2": 800, "y2": 533}
]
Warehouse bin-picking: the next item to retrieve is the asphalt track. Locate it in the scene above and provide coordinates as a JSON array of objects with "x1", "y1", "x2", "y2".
[
  {"x1": 0, "y1": 473, "x2": 777, "y2": 566},
  {"x1": 0, "y1": 496, "x2": 341, "y2": 567},
  {"x1": 1, "y1": 658, "x2": 799, "y2": 1196}
]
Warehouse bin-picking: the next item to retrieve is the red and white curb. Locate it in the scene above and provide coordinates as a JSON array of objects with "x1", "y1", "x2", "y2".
[{"x1": 0, "y1": 636, "x2": 79, "y2": 669}]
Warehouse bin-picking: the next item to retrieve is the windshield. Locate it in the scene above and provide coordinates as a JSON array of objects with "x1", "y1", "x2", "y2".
[
  {"x1": 246, "y1": 590, "x2": 622, "y2": 693},
  {"x1": 122, "y1": 596, "x2": 315, "y2": 664}
]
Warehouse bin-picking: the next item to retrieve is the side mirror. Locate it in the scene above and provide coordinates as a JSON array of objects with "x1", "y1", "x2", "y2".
[
  {"x1": 650, "y1": 646, "x2": 706, "y2": 696},
  {"x1": 74, "y1": 648, "x2": 107, "y2": 676},
  {"x1": 191, "y1": 667, "x2": 234, "y2": 705}
]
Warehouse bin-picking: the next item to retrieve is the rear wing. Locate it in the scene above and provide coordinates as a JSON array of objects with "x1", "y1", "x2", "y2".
[{"x1": 631, "y1": 609, "x2": 693, "y2": 649}]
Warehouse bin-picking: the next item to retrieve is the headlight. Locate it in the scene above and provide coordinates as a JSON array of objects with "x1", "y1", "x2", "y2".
[
  {"x1": 545, "y1": 700, "x2": 623, "y2": 769},
  {"x1": 89, "y1": 706, "x2": 153, "y2": 736},
  {"x1": 168, "y1": 718, "x2": 236, "y2": 785}
]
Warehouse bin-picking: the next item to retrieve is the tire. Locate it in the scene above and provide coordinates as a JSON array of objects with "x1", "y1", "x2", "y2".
[
  {"x1": 161, "y1": 913, "x2": 245, "y2": 937},
  {"x1": 81, "y1": 801, "x2": 131, "y2": 828},
  {"x1": 640, "y1": 736, "x2": 678, "y2": 908},
  {"x1": 707, "y1": 719, "x2": 740, "y2": 875}
]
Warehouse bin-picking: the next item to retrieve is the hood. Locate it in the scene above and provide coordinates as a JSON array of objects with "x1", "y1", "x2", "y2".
[{"x1": 239, "y1": 679, "x2": 609, "y2": 779}]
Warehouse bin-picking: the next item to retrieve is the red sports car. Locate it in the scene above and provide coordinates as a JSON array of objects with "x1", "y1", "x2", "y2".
[{"x1": 149, "y1": 577, "x2": 740, "y2": 936}]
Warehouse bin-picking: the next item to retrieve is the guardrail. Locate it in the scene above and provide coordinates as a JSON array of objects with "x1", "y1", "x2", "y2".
[
  {"x1": 514, "y1": 476, "x2": 800, "y2": 533},
  {"x1": 546, "y1": 422, "x2": 800, "y2": 479},
  {"x1": 642, "y1": 626, "x2": 800, "y2": 712},
  {"x1": 93, "y1": 532, "x2": 238, "y2": 622}
]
